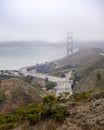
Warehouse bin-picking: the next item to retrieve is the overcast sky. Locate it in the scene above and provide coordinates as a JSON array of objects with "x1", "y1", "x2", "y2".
[{"x1": 0, "y1": 0, "x2": 104, "y2": 42}]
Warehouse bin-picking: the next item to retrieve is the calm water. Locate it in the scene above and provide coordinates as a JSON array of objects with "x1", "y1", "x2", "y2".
[{"x1": 0, "y1": 46, "x2": 66, "y2": 70}]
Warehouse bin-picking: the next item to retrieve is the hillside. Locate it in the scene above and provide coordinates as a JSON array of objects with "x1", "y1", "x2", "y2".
[
  {"x1": 48, "y1": 48, "x2": 104, "y2": 77},
  {"x1": 54, "y1": 48, "x2": 104, "y2": 92},
  {"x1": 0, "y1": 78, "x2": 44, "y2": 114},
  {"x1": 0, "y1": 48, "x2": 104, "y2": 130},
  {"x1": 73, "y1": 68, "x2": 104, "y2": 93},
  {"x1": 0, "y1": 89, "x2": 103, "y2": 130},
  {"x1": 57, "y1": 48, "x2": 104, "y2": 66}
]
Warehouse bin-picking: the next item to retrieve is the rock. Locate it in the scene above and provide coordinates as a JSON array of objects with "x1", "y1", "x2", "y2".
[{"x1": 81, "y1": 118, "x2": 96, "y2": 128}]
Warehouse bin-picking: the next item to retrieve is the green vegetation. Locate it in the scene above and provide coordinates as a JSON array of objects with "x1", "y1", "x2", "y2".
[
  {"x1": 0, "y1": 78, "x2": 43, "y2": 114},
  {"x1": 0, "y1": 75, "x2": 14, "y2": 80},
  {"x1": 16, "y1": 102, "x2": 43, "y2": 124},
  {"x1": 47, "y1": 63, "x2": 72, "y2": 77},
  {"x1": 48, "y1": 67, "x2": 69, "y2": 77},
  {"x1": 45, "y1": 77, "x2": 56, "y2": 90},
  {"x1": 57, "y1": 48, "x2": 104, "y2": 67},
  {"x1": 72, "y1": 92, "x2": 88, "y2": 102},
  {"x1": 22, "y1": 75, "x2": 34, "y2": 83},
  {"x1": 0, "y1": 123, "x2": 15, "y2": 130},
  {"x1": 57, "y1": 92, "x2": 70, "y2": 103},
  {"x1": 71, "y1": 89, "x2": 95, "y2": 102},
  {"x1": 0, "y1": 48, "x2": 104, "y2": 130},
  {"x1": 45, "y1": 77, "x2": 49, "y2": 83},
  {"x1": 56, "y1": 48, "x2": 104, "y2": 93},
  {"x1": 0, "y1": 114, "x2": 16, "y2": 130},
  {"x1": 45, "y1": 81, "x2": 56, "y2": 90},
  {"x1": 60, "y1": 73, "x2": 66, "y2": 78},
  {"x1": 96, "y1": 72, "x2": 101, "y2": 80},
  {"x1": 0, "y1": 94, "x2": 68, "y2": 130},
  {"x1": 42, "y1": 95, "x2": 66, "y2": 121},
  {"x1": 0, "y1": 92, "x2": 6, "y2": 104},
  {"x1": 73, "y1": 68, "x2": 104, "y2": 93}
]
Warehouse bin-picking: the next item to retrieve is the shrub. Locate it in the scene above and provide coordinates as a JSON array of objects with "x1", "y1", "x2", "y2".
[
  {"x1": 42, "y1": 94, "x2": 66, "y2": 122},
  {"x1": 45, "y1": 82, "x2": 56, "y2": 90},
  {"x1": 0, "y1": 92, "x2": 6, "y2": 104},
  {"x1": 16, "y1": 103, "x2": 43, "y2": 124},
  {"x1": 0, "y1": 123, "x2": 15, "y2": 130},
  {"x1": 72, "y1": 92, "x2": 88, "y2": 102},
  {"x1": 96, "y1": 72, "x2": 101, "y2": 80},
  {"x1": 60, "y1": 74, "x2": 65, "y2": 78},
  {"x1": 45, "y1": 77, "x2": 48, "y2": 83},
  {"x1": 0, "y1": 94, "x2": 68, "y2": 128},
  {"x1": 22, "y1": 75, "x2": 34, "y2": 83}
]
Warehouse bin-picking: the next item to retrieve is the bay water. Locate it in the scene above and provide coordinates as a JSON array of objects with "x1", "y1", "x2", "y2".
[{"x1": 0, "y1": 46, "x2": 66, "y2": 70}]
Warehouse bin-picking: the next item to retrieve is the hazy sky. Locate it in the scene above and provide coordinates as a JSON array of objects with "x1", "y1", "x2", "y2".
[{"x1": 0, "y1": 0, "x2": 104, "y2": 42}]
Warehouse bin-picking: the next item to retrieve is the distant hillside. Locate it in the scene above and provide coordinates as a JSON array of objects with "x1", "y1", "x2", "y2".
[
  {"x1": 0, "y1": 41, "x2": 104, "y2": 49},
  {"x1": 0, "y1": 78, "x2": 44, "y2": 114},
  {"x1": 56, "y1": 48, "x2": 104, "y2": 93},
  {"x1": 57, "y1": 48, "x2": 104, "y2": 66}
]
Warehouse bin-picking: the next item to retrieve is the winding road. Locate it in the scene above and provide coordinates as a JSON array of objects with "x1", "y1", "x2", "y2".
[{"x1": 23, "y1": 70, "x2": 73, "y2": 96}]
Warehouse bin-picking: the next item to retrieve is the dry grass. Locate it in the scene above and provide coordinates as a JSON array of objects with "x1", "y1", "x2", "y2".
[
  {"x1": 13, "y1": 120, "x2": 61, "y2": 130},
  {"x1": 0, "y1": 78, "x2": 42, "y2": 114}
]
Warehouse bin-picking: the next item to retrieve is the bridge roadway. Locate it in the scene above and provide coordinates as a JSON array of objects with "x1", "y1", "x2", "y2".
[{"x1": 23, "y1": 71, "x2": 73, "y2": 96}]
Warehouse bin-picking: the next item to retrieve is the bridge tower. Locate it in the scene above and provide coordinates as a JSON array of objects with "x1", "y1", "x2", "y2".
[{"x1": 67, "y1": 32, "x2": 73, "y2": 56}]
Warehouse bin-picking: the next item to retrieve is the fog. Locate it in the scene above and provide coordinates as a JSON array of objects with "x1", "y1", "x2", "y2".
[{"x1": 0, "y1": 0, "x2": 104, "y2": 42}]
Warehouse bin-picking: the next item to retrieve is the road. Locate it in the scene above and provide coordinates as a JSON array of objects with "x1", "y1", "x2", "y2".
[
  {"x1": 100, "y1": 53, "x2": 104, "y2": 56},
  {"x1": 23, "y1": 71, "x2": 73, "y2": 96}
]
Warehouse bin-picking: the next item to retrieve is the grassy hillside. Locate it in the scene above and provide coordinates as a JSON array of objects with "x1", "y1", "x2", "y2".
[
  {"x1": 73, "y1": 68, "x2": 104, "y2": 93},
  {"x1": 0, "y1": 78, "x2": 44, "y2": 114},
  {"x1": 56, "y1": 48, "x2": 104, "y2": 92},
  {"x1": 0, "y1": 94, "x2": 68, "y2": 130},
  {"x1": 48, "y1": 48, "x2": 104, "y2": 77},
  {"x1": 0, "y1": 90, "x2": 103, "y2": 130},
  {"x1": 57, "y1": 48, "x2": 104, "y2": 66}
]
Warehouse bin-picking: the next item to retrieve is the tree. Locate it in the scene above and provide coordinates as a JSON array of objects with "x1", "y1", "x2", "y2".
[
  {"x1": 45, "y1": 81, "x2": 56, "y2": 90},
  {"x1": 45, "y1": 77, "x2": 48, "y2": 83},
  {"x1": 60, "y1": 74, "x2": 65, "y2": 78},
  {"x1": 23, "y1": 75, "x2": 34, "y2": 83},
  {"x1": 42, "y1": 94, "x2": 58, "y2": 106},
  {"x1": 96, "y1": 72, "x2": 101, "y2": 80}
]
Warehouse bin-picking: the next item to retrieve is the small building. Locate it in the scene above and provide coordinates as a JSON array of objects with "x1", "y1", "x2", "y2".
[{"x1": 0, "y1": 70, "x2": 20, "y2": 76}]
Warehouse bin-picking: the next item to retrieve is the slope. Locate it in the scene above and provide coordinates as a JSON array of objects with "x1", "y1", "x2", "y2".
[
  {"x1": 56, "y1": 48, "x2": 104, "y2": 92},
  {"x1": 0, "y1": 78, "x2": 44, "y2": 114}
]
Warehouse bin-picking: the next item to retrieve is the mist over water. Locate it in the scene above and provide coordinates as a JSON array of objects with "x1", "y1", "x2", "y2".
[
  {"x1": 0, "y1": 0, "x2": 103, "y2": 70},
  {"x1": 0, "y1": 46, "x2": 66, "y2": 70}
]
